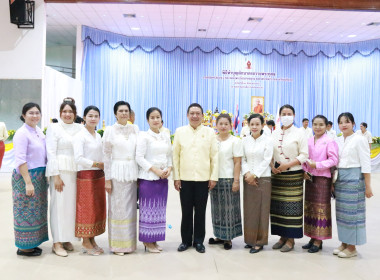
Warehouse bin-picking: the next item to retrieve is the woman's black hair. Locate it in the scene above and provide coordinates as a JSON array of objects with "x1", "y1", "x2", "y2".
[
  {"x1": 266, "y1": 120, "x2": 275, "y2": 126},
  {"x1": 338, "y1": 112, "x2": 356, "y2": 132},
  {"x1": 247, "y1": 113, "x2": 265, "y2": 135},
  {"x1": 113, "y1": 101, "x2": 131, "y2": 115},
  {"x1": 361, "y1": 122, "x2": 367, "y2": 128},
  {"x1": 20, "y1": 102, "x2": 41, "y2": 122},
  {"x1": 83, "y1": 105, "x2": 100, "y2": 117},
  {"x1": 312, "y1": 115, "x2": 328, "y2": 126},
  {"x1": 59, "y1": 101, "x2": 77, "y2": 118},
  {"x1": 279, "y1": 104, "x2": 295, "y2": 115},
  {"x1": 146, "y1": 107, "x2": 162, "y2": 120},
  {"x1": 337, "y1": 112, "x2": 355, "y2": 125},
  {"x1": 327, "y1": 121, "x2": 333, "y2": 126},
  {"x1": 216, "y1": 113, "x2": 232, "y2": 125}
]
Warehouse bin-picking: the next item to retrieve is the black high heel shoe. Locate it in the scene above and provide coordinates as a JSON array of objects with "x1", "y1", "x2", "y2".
[
  {"x1": 302, "y1": 239, "x2": 315, "y2": 250},
  {"x1": 308, "y1": 241, "x2": 323, "y2": 253}
]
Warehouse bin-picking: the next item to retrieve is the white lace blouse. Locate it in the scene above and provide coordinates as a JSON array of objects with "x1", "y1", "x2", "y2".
[
  {"x1": 136, "y1": 129, "x2": 173, "y2": 180},
  {"x1": 46, "y1": 122, "x2": 83, "y2": 176},
  {"x1": 102, "y1": 123, "x2": 139, "y2": 182}
]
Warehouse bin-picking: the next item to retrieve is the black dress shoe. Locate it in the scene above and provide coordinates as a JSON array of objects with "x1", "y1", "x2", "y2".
[
  {"x1": 244, "y1": 244, "x2": 253, "y2": 249},
  {"x1": 34, "y1": 247, "x2": 42, "y2": 252},
  {"x1": 17, "y1": 249, "x2": 41, "y2": 257},
  {"x1": 194, "y1": 243, "x2": 205, "y2": 253},
  {"x1": 250, "y1": 246, "x2": 263, "y2": 254},
  {"x1": 302, "y1": 239, "x2": 315, "y2": 250},
  {"x1": 209, "y1": 238, "x2": 224, "y2": 245},
  {"x1": 224, "y1": 242, "x2": 232, "y2": 250},
  {"x1": 177, "y1": 243, "x2": 190, "y2": 252},
  {"x1": 308, "y1": 242, "x2": 323, "y2": 253}
]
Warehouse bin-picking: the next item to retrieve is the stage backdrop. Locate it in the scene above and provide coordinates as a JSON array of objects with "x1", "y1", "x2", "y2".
[{"x1": 81, "y1": 26, "x2": 380, "y2": 135}]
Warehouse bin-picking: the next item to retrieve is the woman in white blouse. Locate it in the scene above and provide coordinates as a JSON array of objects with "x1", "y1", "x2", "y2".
[
  {"x1": 333, "y1": 112, "x2": 373, "y2": 258},
  {"x1": 242, "y1": 113, "x2": 273, "y2": 254},
  {"x1": 270, "y1": 105, "x2": 308, "y2": 252},
  {"x1": 103, "y1": 101, "x2": 139, "y2": 255},
  {"x1": 73, "y1": 106, "x2": 106, "y2": 256},
  {"x1": 46, "y1": 101, "x2": 83, "y2": 257},
  {"x1": 209, "y1": 114, "x2": 243, "y2": 250},
  {"x1": 136, "y1": 107, "x2": 172, "y2": 253}
]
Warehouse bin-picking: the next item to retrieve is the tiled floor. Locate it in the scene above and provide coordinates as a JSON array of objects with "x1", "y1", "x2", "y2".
[{"x1": 0, "y1": 172, "x2": 379, "y2": 280}]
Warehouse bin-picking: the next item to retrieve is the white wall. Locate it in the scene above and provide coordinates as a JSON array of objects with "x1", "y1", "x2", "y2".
[{"x1": 0, "y1": 0, "x2": 46, "y2": 79}]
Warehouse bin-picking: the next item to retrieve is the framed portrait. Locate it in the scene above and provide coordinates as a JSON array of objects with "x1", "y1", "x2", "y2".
[{"x1": 251, "y1": 96, "x2": 264, "y2": 114}]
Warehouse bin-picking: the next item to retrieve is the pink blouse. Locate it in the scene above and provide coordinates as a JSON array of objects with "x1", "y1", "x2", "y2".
[{"x1": 302, "y1": 133, "x2": 338, "y2": 178}]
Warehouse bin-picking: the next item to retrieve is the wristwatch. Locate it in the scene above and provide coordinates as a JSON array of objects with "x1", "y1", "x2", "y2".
[{"x1": 95, "y1": 162, "x2": 99, "y2": 168}]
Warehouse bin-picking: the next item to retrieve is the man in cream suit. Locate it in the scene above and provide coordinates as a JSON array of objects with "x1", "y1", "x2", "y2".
[{"x1": 173, "y1": 103, "x2": 218, "y2": 253}]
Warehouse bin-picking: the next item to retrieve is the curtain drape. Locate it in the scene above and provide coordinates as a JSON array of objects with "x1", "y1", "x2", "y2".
[{"x1": 82, "y1": 26, "x2": 380, "y2": 135}]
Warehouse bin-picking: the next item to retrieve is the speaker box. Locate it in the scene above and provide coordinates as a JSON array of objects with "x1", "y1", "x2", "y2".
[{"x1": 9, "y1": 0, "x2": 26, "y2": 24}]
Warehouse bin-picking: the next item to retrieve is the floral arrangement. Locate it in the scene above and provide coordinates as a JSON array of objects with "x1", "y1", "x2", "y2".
[
  {"x1": 372, "y1": 137, "x2": 380, "y2": 144},
  {"x1": 243, "y1": 111, "x2": 274, "y2": 121},
  {"x1": 6, "y1": 129, "x2": 16, "y2": 141},
  {"x1": 97, "y1": 129, "x2": 104, "y2": 137}
]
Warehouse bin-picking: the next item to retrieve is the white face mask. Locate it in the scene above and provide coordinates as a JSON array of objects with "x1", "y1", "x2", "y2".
[{"x1": 281, "y1": 116, "x2": 294, "y2": 127}]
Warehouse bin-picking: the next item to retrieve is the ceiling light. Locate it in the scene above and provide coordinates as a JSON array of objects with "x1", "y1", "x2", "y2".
[
  {"x1": 325, "y1": 21, "x2": 329, "y2": 24},
  {"x1": 131, "y1": 27, "x2": 140, "y2": 31},
  {"x1": 242, "y1": 30, "x2": 251, "y2": 33},
  {"x1": 140, "y1": 15, "x2": 144, "y2": 18},
  {"x1": 289, "y1": 19, "x2": 294, "y2": 22},
  {"x1": 123, "y1": 14, "x2": 136, "y2": 18},
  {"x1": 367, "y1": 22, "x2": 380, "y2": 26},
  {"x1": 347, "y1": 34, "x2": 357, "y2": 38},
  {"x1": 247, "y1": 17, "x2": 263, "y2": 22},
  {"x1": 198, "y1": 29, "x2": 206, "y2": 32},
  {"x1": 309, "y1": 33, "x2": 312, "y2": 36}
]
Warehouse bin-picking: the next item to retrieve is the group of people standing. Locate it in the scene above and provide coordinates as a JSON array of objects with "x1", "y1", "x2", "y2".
[{"x1": 10, "y1": 100, "x2": 373, "y2": 259}]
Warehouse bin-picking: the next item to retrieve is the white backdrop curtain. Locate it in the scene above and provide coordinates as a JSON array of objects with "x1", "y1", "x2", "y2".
[{"x1": 42, "y1": 66, "x2": 82, "y2": 128}]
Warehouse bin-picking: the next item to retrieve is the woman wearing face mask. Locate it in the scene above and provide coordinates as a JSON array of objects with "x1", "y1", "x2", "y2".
[
  {"x1": 302, "y1": 115, "x2": 338, "y2": 253},
  {"x1": 46, "y1": 101, "x2": 83, "y2": 257},
  {"x1": 12, "y1": 103, "x2": 48, "y2": 256},
  {"x1": 73, "y1": 106, "x2": 106, "y2": 256},
  {"x1": 242, "y1": 114, "x2": 273, "y2": 254},
  {"x1": 209, "y1": 114, "x2": 243, "y2": 250},
  {"x1": 333, "y1": 112, "x2": 373, "y2": 258},
  {"x1": 103, "y1": 101, "x2": 139, "y2": 255},
  {"x1": 136, "y1": 107, "x2": 172, "y2": 253},
  {"x1": 270, "y1": 104, "x2": 308, "y2": 252}
]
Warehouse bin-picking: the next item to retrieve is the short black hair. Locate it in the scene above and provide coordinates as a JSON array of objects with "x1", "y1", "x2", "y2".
[
  {"x1": 113, "y1": 101, "x2": 131, "y2": 115},
  {"x1": 266, "y1": 120, "x2": 275, "y2": 126},
  {"x1": 327, "y1": 121, "x2": 333, "y2": 126},
  {"x1": 247, "y1": 113, "x2": 265, "y2": 135},
  {"x1": 312, "y1": 115, "x2": 328, "y2": 126},
  {"x1": 338, "y1": 112, "x2": 355, "y2": 125},
  {"x1": 187, "y1": 103, "x2": 203, "y2": 114},
  {"x1": 83, "y1": 105, "x2": 100, "y2": 117},
  {"x1": 279, "y1": 104, "x2": 295, "y2": 115},
  {"x1": 361, "y1": 122, "x2": 367, "y2": 128},
  {"x1": 146, "y1": 107, "x2": 162, "y2": 120},
  {"x1": 302, "y1": 118, "x2": 309, "y2": 122},
  {"x1": 20, "y1": 102, "x2": 41, "y2": 122}
]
